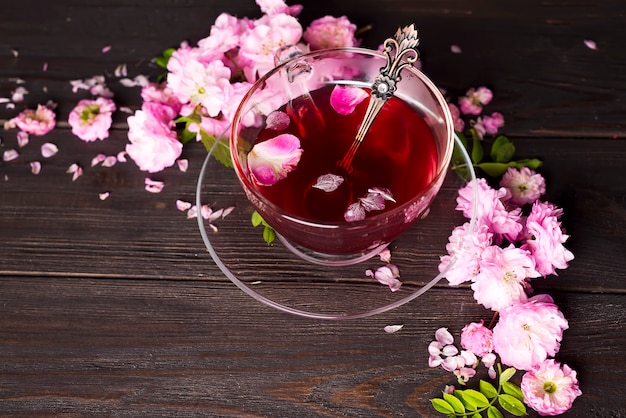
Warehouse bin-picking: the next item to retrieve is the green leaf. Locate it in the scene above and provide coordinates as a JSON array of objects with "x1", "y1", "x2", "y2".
[
  {"x1": 513, "y1": 158, "x2": 543, "y2": 170},
  {"x1": 179, "y1": 127, "x2": 197, "y2": 144},
  {"x1": 497, "y1": 394, "x2": 527, "y2": 416},
  {"x1": 262, "y1": 226, "x2": 276, "y2": 244},
  {"x1": 476, "y1": 162, "x2": 510, "y2": 177},
  {"x1": 199, "y1": 130, "x2": 233, "y2": 168},
  {"x1": 460, "y1": 389, "x2": 490, "y2": 409},
  {"x1": 443, "y1": 393, "x2": 465, "y2": 414},
  {"x1": 490, "y1": 135, "x2": 515, "y2": 163},
  {"x1": 499, "y1": 367, "x2": 517, "y2": 385},
  {"x1": 251, "y1": 211, "x2": 263, "y2": 227},
  {"x1": 431, "y1": 398, "x2": 455, "y2": 415},
  {"x1": 471, "y1": 414, "x2": 482, "y2": 418},
  {"x1": 502, "y1": 382, "x2": 524, "y2": 401},
  {"x1": 487, "y1": 405, "x2": 504, "y2": 418},
  {"x1": 479, "y1": 380, "x2": 498, "y2": 399},
  {"x1": 471, "y1": 133, "x2": 484, "y2": 164},
  {"x1": 155, "y1": 47, "x2": 175, "y2": 69}
]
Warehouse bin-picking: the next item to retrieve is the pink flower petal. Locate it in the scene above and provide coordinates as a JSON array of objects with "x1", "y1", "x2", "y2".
[
  {"x1": 101, "y1": 45, "x2": 112, "y2": 53},
  {"x1": 66, "y1": 163, "x2": 83, "y2": 181},
  {"x1": 177, "y1": 159, "x2": 189, "y2": 172},
  {"x1": 384, "y1": 324, "x2": 404, "y2": 333},
  {"x1": 450, "y1": 44, "x2": 463, "y2": 54},
  {"x1": 3, "y1": 149, "x2": 19, "y2": 162},
  {"x1": 176, "y1": 200, "x2": 192, "y2": 211},
  {"x1": 344, "y1": 202, "x2": 366, "y2": 222},
  {"x1": 17, "y1": 131, "x2": 29, "y2": 147},
  {"x1": 114, "y1": 64, "x2": 127, "y2": 77},
  {"x1": 144, "y1": 178, "x2": 164, "y2": 193},
  {"x1": 266, "y1": 111, "x2": 291, "y2": 130},
  {"x1": 42, "y1": 62, "x2": 48, "y2": 72},
  {"x1": 584, "y1": 39, "x2": 597, "y2": 50},
  {"x1": 359, "y1": 192, "x2": 386, "y2": 211},
  {"x1": 330, "y1": 85, "x2": 369, "y2": 115},
  {"x1": 91, "y1": 153, "x2": 107, "y2": 167},
  {"x1": 102, "y1": 156, "x2": 117, "y2": 167},
  {"x1": 247, "y1": 134, "x2": 303, "y2": 186},
  {"x1": 222, "y1": 206, "x2": 236, "y2": 218},
  {"x1": 30, "y1": 161, "x2": 41, "y2": 175},
  {"x1": 312, "y1": 173, "x2": 344, "y2": 192},
  {"x1": 116, "y1": 151, "x2": 127, "y2": 163},
  {"x1": 379, "y1": 248, "x2": 392, "y2": 263},
  {"x1": 368, "y1": 187, "x2": 396, "y2": 203},
  {"x1": 186, "y1": 206, "x2": 198, "y2": 219},
  {"x1": 99, "y1": 192, "x2": 110, "y2": 200},
  {"x1": 41, "y1": 142, "x2": 58, "y2": 158}
]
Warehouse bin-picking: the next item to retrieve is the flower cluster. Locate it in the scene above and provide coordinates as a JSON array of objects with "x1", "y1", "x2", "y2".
[
  {"x1": 430, "y1": 165, "x2": 579, "y2": 414},
  {"x1": 125, "y1": 0, "x2": 359, "y2": 174}
]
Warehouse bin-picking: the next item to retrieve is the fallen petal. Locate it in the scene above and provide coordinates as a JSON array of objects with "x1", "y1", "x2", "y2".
[
  {"x1": 435, "y1": 327, "x2": 454, "y2": 345},
  {"x1": 99, "y1": 192, "x2": 110, "y2": 200},
  {"x1": 91, "y1": 153, "x2": 107, "y2": 167},
  {"x1": 330, "y1": 85, "x2": 369, "y2": 115},
  {"x1": 17, "y1": 131, "x2": 29, "y2": 147},
  {"x1": 102, "y1": 156, "x2": 117, "y2": 167},
  {"x1": 144, "y1": 178, "x2": 164, "y2": 193},
  {"x1": 41, "y1": 143, "x2": 58, "y2": 158},
  {"x1": 176, "y1": 200, "x2": 192, "y2": 211},
  {"x1": 101, "y1": 45, "x2": 112, "y2": 53},
  {"x1": 312, "y1": 173, "x2": 344, "y2": 192},
  {"x1": 450, "y1": 44, "x2": 462, "y2": 54},
  {"x1": 378, "y1": 248, "x2": 391, "y2": 263},
  {"x1": 177, "y1": 159, "x2": 189, "y2": 172},
  {"x1": 186, "y1": 206, "x2": 198, "y2": 219},
  {"x1": 30, "y1": 161, "x2": 41, "y2": 174},
  {"x1": 200, "y1": 205, "x2": 213, "y2": 219},
  {"x1": 384, "y1": 324, "x2": 404, "y2": 333},
  {"x1": 116, "y1": 151, "x2": 127, "y2": 163},
  {"x1": 584, "y1": 39, "x2": 598, "y2": 50},
  {"x1": 222, "y1": 206, "x2": 236, "y2": 218},
  {"x1": 3, "y1": 149, "x2": 19, "y2": 162}
]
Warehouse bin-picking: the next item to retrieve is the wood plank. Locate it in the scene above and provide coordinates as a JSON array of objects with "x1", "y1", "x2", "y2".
[
  {"x1": 1, "y1": 0, "x2": 625, "y2": 137},
  {"x1": 0, "y1": 276, "x2": 623, "y2": 416}
]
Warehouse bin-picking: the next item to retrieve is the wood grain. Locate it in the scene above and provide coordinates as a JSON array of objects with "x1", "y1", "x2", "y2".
[{"x1": 1, "y1": 0, "x2": 625, "y2": 416}]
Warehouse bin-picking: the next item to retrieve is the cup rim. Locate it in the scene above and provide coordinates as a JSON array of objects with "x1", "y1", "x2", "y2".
[{"x1": 230, "y1": 46, "x2": 455, "y2": 230}]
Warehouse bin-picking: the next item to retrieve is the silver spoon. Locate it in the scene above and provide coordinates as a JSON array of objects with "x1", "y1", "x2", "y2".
[{"x1": 337, "y1": 24, "x2": 420, "y2": 171}]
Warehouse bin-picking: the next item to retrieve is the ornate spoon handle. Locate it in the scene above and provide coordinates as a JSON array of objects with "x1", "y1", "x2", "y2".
[{"x1": 338, "y1": 24, "x2": 420, "y2": 171}]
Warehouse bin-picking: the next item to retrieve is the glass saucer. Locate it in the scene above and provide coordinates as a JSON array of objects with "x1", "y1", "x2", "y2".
[{"x1": 196, "y1": 134, "x2": 477, "y2": 320}]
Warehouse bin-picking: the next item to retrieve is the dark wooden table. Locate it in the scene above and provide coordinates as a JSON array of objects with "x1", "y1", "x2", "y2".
[{"x1": 1, "y1": 1, "x2": 624, "y2": 416}]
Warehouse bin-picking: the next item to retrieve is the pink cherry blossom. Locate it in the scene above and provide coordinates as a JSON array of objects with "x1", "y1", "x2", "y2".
[
  {"x1": 439, "y1": 222, "x2": 493, "y2": 286},
  {"x1": 456, "y1": 178, "x2": 523, "y2": 242},
  {"x1": 330, "y1": 85, "x2": 369, "y2": 115},
  {"x1": 492, "y1": 295, "x2": 569, "y2": 370},
  {"x1": 303, "y1": 15, "x2": 359, "y2": 50},
  {"x1": 238, "y1": 13, "x2": 303, "y2": 80},
  {"x1": 365, "y1": 264, "x2": 401, "y2": 292},
  {"x1": 458, "y1": 86, "x2": 493, "y2": 115},
  {"x1": 68, "y1": 97, "x2": 116, "y2": 142},
  {"x1": 473, "y1": 112, "x2": 505, "y2": 138},
  {"x1": 471, "y1": 244, "x2": 540, "y2": 311},
  {"x1": 500, "y1": 167, "x2": 546, "y2": 206},
  {"x1": 460, "y1": 321, "x2": 493, "y2": 357},
  {"x1": 197, "y1": 13, "x2": 245, "y2": 61},
  {"x1": 521, "y1": 359, "x2": 581, "y2": 416},
  {"x1": 247, "y1": 134, "x2": 303, "y2": 186},
  {"x1": 166, "y1": 48, "x2": 233, "y2": 117},
  {"x1": 140, "y1": 82, "x2": 182, "y2": 113},
  {"x1": 9, "y1": 105, "x2": 56, "y2": 136},
  {"x1": 522, "y1": 201, "x2": 574, "y2": 277},
  {"x1": 126, "y1": 102, "x2": 182, "y2": 173}
]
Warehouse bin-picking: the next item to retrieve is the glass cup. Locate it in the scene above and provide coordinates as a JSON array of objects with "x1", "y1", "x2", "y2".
[{"x1": 230, "y1": 46, "x2": 455, "y2": 266}]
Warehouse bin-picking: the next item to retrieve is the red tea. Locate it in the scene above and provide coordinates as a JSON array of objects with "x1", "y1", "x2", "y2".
[{"x1": 253, "y1": 84, "x2": 438, "y2": 224}]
